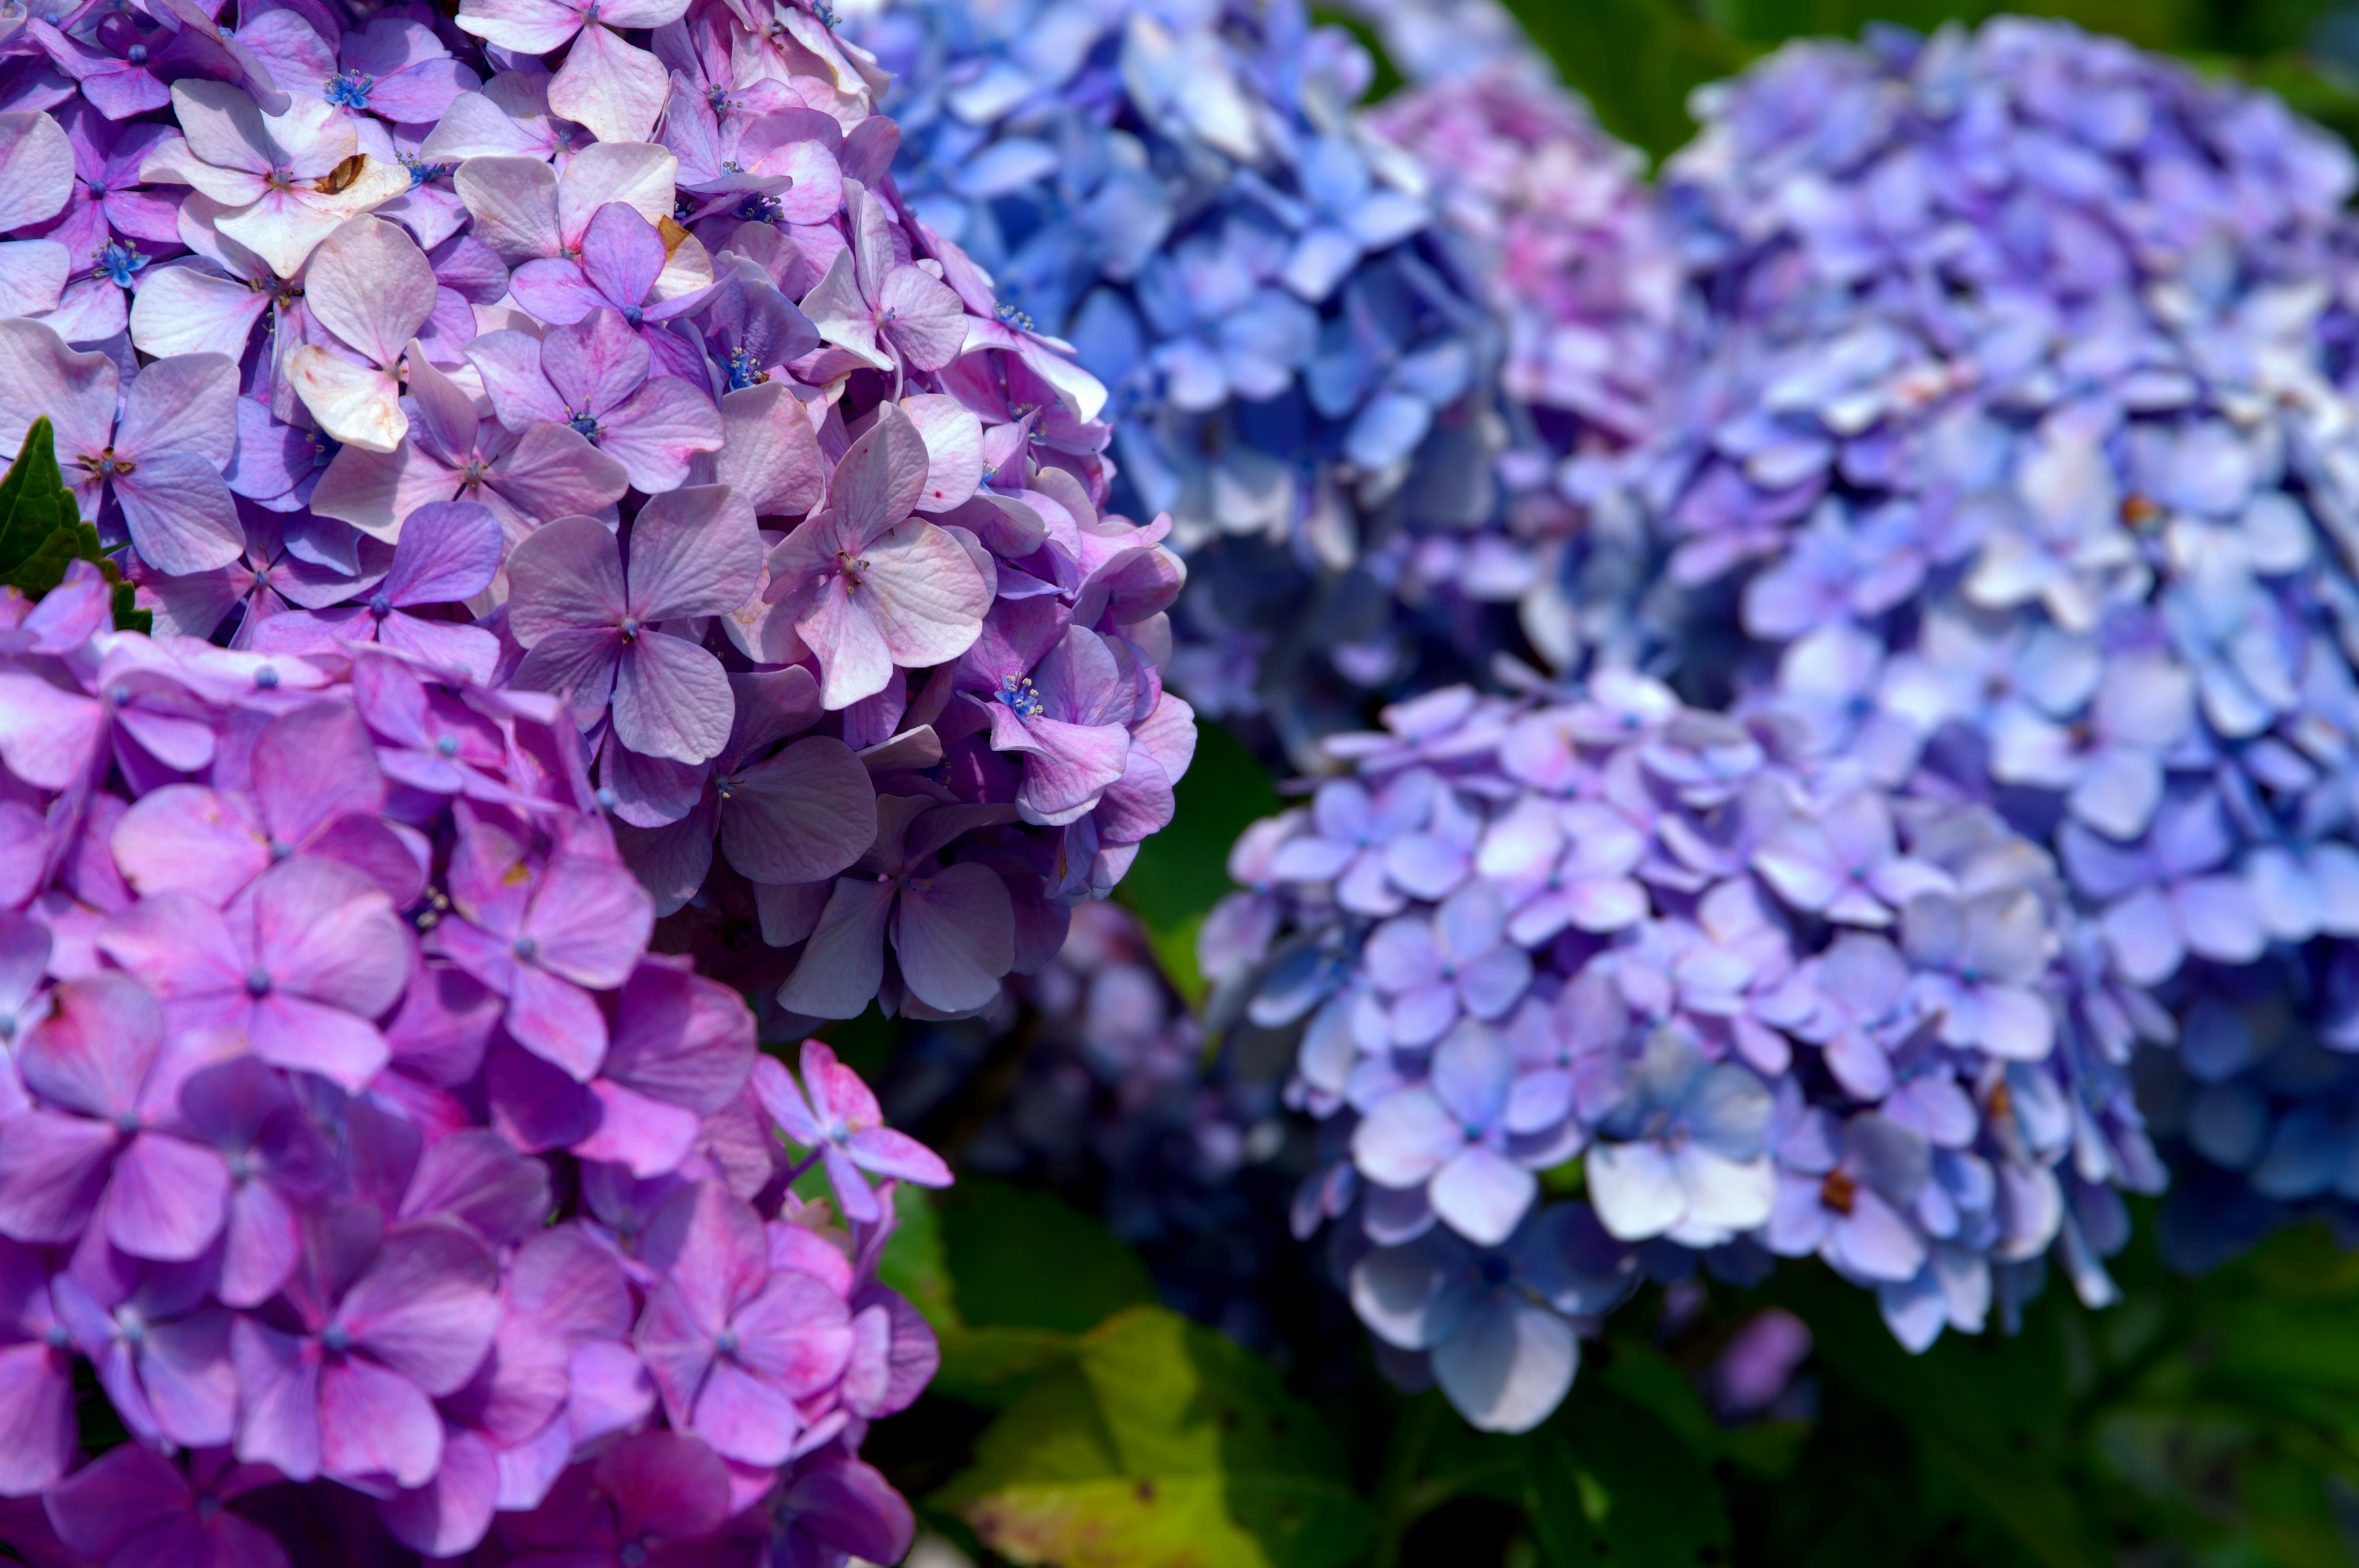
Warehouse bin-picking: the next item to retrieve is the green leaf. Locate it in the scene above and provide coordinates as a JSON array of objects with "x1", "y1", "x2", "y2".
[
  {"x1": 876, "y1": 1184, "x2": 960, "y2": 1334},
  {"x1": 937, "y1": 1179, "x2": 1159, "y2": 1336},
  {"x1": 1523, "y1": 1380, "x2": 1732, "y2": 1568},
  {"x1": 0, "y1": 416, "x2": 148, "y2": 632},
  {"x1": 936, "y1": 1305, "x2": 1374, "y2": 1568},
  {"x1": 934, "y1": 1325, "x2": 1077, "y2": 1408},
  {"x1": 1115, "y1": 720, "x2": 1280, "y2": 1005}
]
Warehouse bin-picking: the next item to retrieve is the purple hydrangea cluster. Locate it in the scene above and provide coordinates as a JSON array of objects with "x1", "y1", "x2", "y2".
[
  {"x1": 848, "y1": 0, "x2": 1512, "y2": 760},
  {"x1": 1363, "y1": 58, "x2": 1688, "y2": 674},
  {"x1": 1203, "y1": 678, "x2": 2161, "y2": 1432},
  {"x1": 1632, "y1": 18, "x2": 2359, "y2": 1265},
  {"x1": 0, "y1": 563, "x2": 946, "y2": 1564},
  {"x1": 0, "y1": 0, "x2": 1194, "y2": 1028}
]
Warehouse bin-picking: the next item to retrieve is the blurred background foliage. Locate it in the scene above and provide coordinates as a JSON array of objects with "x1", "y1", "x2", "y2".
[
  {"x1": 1491, "y1": 0, "x2": 2359, "y2": 162},
  {"x1": 846, "y1": 3, "x2": 2359, "y2": 1564}
]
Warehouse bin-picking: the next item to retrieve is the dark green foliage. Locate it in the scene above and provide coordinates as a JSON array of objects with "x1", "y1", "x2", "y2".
[
  {"x1": 1482, "y1": 0, "x2": 2359, "y2": 161},
  {"x1": 0, "y1": 416, "x2": 147, "y2": 633}
]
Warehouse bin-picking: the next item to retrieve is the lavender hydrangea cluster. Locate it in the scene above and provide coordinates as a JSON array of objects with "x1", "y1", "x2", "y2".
[
  {"x1": 0, "y1": 562, "x2": 946, "y2": 1564},
  {"x1": 1363, "y1": 55, "x2": 1688, "y2": 674},
  {"x1": 1203, "y1": 677, "x2": 2162, "y2": 1432},
  {"x1": 847, "y1": 0, "x2": 1508, "y2": 757},
  {"x1": 1631, "y1": 18, "x2": 2359, "y2": 1267},
  {"x1": 0, "y1": 0, "x2": 1194, "y2": 1029}
]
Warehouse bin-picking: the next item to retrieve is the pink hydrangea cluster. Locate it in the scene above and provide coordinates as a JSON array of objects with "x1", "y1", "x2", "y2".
[
  {"x1": 0, "y1": 563, "x2": 946, "y2": 1565},
  {"x1": 0, "y1": 0, "x2": 1193, "y2": 1027},
  {"x1": 1364, "y1": 64, "x2": 1688, "y2": 670}
]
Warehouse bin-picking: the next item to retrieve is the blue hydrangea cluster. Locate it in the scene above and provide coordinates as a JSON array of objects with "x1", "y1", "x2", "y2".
[
  {"x1": 1202, "y1": 677, "x2": 2160, "y2": 1431},
  {"x1": 848, "y1": 0, "x2": 1517, "y2": 759},
  {"x1": 1622, "y1": 17, "x2": 2359, "y2": 1271}
]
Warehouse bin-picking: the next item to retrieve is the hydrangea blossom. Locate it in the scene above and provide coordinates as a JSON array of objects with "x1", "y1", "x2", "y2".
[
  {"x1": 1630, "y1": 18, "x2": 2359, "y2": 1266},
  {"x1": 1359, "y1": 46, "x2": 1689, "y2": 673},
  {"x1": 0, "y1": 563, "x2": 944, "y2": 1562},
  {"x1": 852, "y1": 0, "x2": 1510, "y2": 758},
  {"x1": 0, "y1": 0, "x2": 1193, "y2": 1031},
  {"x1": 1207, "y1": 679, "x2": 2159, "y2": 1430}
]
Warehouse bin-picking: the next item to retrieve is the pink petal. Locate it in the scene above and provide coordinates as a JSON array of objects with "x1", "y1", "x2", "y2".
[
  {"x1": 544, "y1": 20, "x2": 668, "y2": 144},
  {"x1": 596, "y1": 1429, "x2": 732, "y2": 1542},
  {"x1": 250, "y1": 994, "x2": 391, "y2": 1093},
  {"x1": 104, "y1": 1131, "x2": 230, "y2": 1261},
  {"x1": 15, "y1": 972, "x2": 164, "y2": 1118},
  {"x1": 114, "y1": 450, "x2": 246, "y2": 577},
  {"x1": 221, "y1": 1176, "x2": 302, "y2": 1309},
  {"x1": 232, "y1": 1317, "x2": 323, "y2": 1482},
  {"x1": 793, "y1": 565, "x2": 898, "y2": 711},
  {"x1": 614, "y1": 631, "x2": 734, "y2": 765},
  {"x1": 505, "y1": 964, "x2": 610, "y2": 1082},
  {"x1": 632, "y1": 1276, "x2": 716, "y2": 1435},
  {"x1": 573, "y1": 1078, "x2": 703, "y2": 1177},
  {"x1": 595, "y1": 373, "x2": 723, "y2": 494},
  {"x1": 729, "y1": 1269, "x2": 851, "y2": 1399},
  {"x1": 714, "y1": 381, "x2": 826, "y2": 518},
  {"x1": 541, "y1": 305, "x2": 650, "y2": 414},
  {"x1": 485, "y1": 1040, "x2": 600, "y2": 1153},
  {"x1": 116, "y1": 349, "x2": 238, "y2": 468},
  {"x1": 627, "y1": 483, "x2": 763, "y2": 620},
  {"x1": 643, "y1": 1180, "x2": 769, "y2": 1335},
  {"x1": 861, "y1": 519, "x2": 992, "y2": 668},
  {"x1": 875, "y1": 265, "x2": 968, "y2": 372},
  {"x1": 505, "y1": 515, "x2": 628, "y2": 647},
  {"x1": 335, "y1": 1219, "x2": 501, "y2": 1396},
  {"x1": 0, "y1": 1340, "x2": 72, "y2": 1496},
  {"x1": 379, "y1": 1423, "x2": 498, "y2": 1557},
  {"x1": 384, "y1": 499, "x2": 503, "y2": 604},
  {"x1": 397, "y1": 1127, "x2": 550, "y2": 1244},
  {"x1": 112, "y1": 782, "x2": 271, "y2": 905},
  {"x1": 318, "y1": 1355, "x2": 444, "y2": 1491},
  {"x1": 306, "y1": 216, "x2": 437, "y2": 367},
  {"x1": 604, "y1": 964, "x2": 754, "y2": 1114},
  {"x1": 253, "y1": 703, "x2": 388, "y2": 851},
  {"x1": 238, "y1": 856, "x2": 408, "y2": 1016},
  {"x1": 828, "y1": 402, "x2": 930, "y2": 534},
  {"x1": 43, "y1": 1445, "x2": 188, "y2": 1559},
  {"x1": 578, "y1": 200, "x2": 664, "y2": 309},
  {"x1": 846, "y1": 1126, "x2": 951, "y2": 1188},
  {"x1": 506, "y1": 255, "x2": 612, "y2": 325},
  {"x1": 688, "y1": 1357, "x2": 802, "y2": 1467},
  {"x1": 524, "y1": 853, "x2": 654, "y2": 989},
  {"x1": 749, "y1": 1056, "x2": 826, "y2": 1147}
]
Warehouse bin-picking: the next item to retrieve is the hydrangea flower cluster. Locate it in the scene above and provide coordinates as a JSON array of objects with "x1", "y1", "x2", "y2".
[
  {"x1": 1630, "y1": 18, "x2": 2359, "y2": 1266},
  {"x1": 848, "y1": 0, "x2": 1508, "y2": 758},
  {"x1": 0, "y1": 0, "x2": 1194, "y2": 1028},
  {"x1": 1204, "y1": 677, "x2": 2161, "y2": 1432},
  {"x1": 0, "y1": 563, "x2": 945, "y2": 1564},
  {"x1": 1353, "y1": 4, "x2": 1690, "y2": 673}
]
